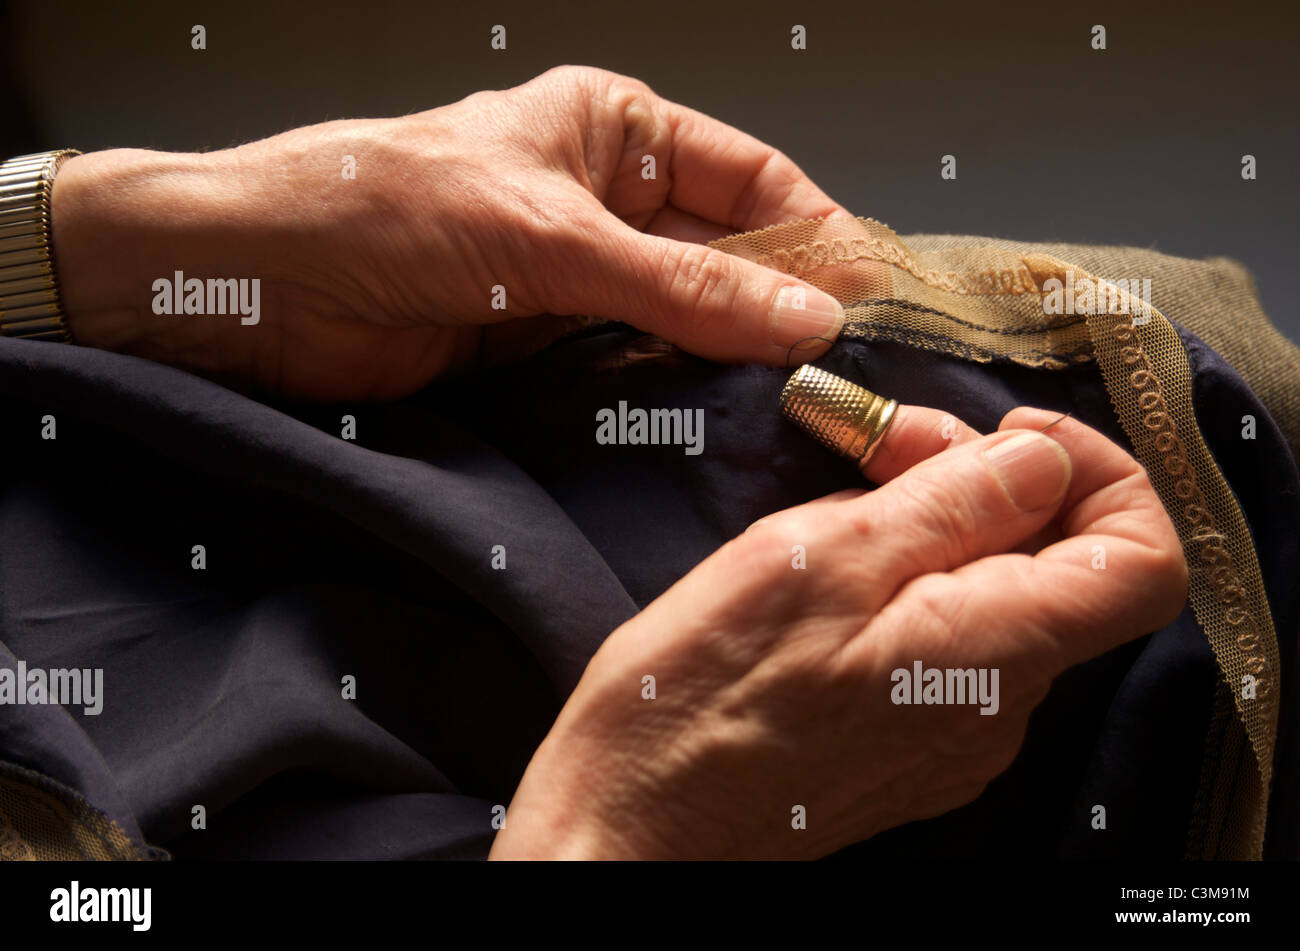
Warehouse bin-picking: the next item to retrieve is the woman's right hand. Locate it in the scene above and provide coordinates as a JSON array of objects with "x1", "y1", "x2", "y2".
[{"x1": 489, "y1": 405, "x2": 1188, "y2": 859}]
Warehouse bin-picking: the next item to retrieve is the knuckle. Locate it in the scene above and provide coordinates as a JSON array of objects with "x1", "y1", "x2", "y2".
[
  {"x1": 661, "y1": 246, "x2": 741, "y2": 334},
  {"x1": 537, "y1": 64, "x2": 598, "y2": 88},
  {"x1": 889, "y1": 470, "x2": 983, "y2": 568},
  {"x1": 714, "y1": 523, "x2": 813, "y2": 609},
  {"x1": 1122, "y1": 470, "x2": 1191, "y2": 619},
  {"x1": 540, "y1": 65, "x2": 644, "y2": 102},
  {"x1": 1147, "y1": 533, "x2": 1191, "y2": 620},
  {"x1": 607, "y1": 71, "x2": 656, "y2": 102},
  {"x1": 738, "y1": 509, "x2": 820, "y2": 556},
  {"x1": 727, "y1": 150, "x2": 779, "y2": 226},
  {"x1": 729, "y1": 510, "x2": 837, "y2": 587},
  {"x1": 899, "y1": 574, "x2": 971, "y2": 649},
  {"x1": 725, "y1": 518, "x2": 790, "y2": 571}
]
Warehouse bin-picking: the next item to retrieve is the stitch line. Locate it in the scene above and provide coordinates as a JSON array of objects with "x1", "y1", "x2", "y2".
[
  {"x1": 839, "y1": 320, "x2": 1091, "y2": 368},
  {"x1": 847, "y1": 297, "x2": 1088, "y2": 337}
]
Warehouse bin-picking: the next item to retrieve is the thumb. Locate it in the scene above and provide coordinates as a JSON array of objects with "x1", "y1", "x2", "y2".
[
  {"x1": 566, "y1": 225, "x2": 845, "y2": 364},
  {"x1": 852, "y1": 429, "x2": 1075, "y2": 609}
]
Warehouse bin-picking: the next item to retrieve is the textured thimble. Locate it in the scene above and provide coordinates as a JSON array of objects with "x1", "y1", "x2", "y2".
[{"x1": 779, "y1": 365, "x2": 899, "y2": 466}]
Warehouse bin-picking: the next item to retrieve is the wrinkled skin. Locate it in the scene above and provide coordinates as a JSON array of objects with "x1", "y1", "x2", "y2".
[
  {"x1": 45, "y1": 66, "x2": 1188, "y2": 859},
  {"x1": 490, "y1": 407, "x2": 1188, "y2": 859},
  {"x1": 53, "y1": 65, "x2": 851, "y2": 400}
]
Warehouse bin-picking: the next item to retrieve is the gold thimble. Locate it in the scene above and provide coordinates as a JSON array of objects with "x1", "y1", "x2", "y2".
[{"x1": 779, "y1": 365, "x2": 899, "y2": 467}]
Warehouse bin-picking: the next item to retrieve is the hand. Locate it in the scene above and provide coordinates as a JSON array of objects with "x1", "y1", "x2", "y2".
[
  {"x1": 50, "y1": 65, "x2": 851, "y2": 400},
  {"x1": 488, "y1": 406, "x2": 1189, "y2": 859}
]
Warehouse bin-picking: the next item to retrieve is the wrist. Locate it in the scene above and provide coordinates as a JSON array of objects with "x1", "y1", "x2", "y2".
[
  {"x1": 487, "y1": 741, "x2": 655, "y2": 860},
  {"x1": 487, "y1": 715, "x2": 722, "y2": 860},
  {"x1": 50, "y1": 147, "x2": 269, "y2": 374}
]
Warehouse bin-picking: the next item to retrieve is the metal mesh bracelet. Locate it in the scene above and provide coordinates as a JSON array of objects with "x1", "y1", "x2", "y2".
[{"x1": 0, "y1": 149, "x2": 82, "y2": 342}]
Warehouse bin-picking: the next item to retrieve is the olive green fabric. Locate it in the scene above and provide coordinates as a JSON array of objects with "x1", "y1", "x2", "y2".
[{"x1": 905, "y1": 233, "x2": 1300, "y2": 467}]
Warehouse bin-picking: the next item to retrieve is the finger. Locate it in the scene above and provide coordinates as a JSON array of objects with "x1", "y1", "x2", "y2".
[
  {"x1": 977, "y1": 407, "x2": 1189, "y2": 668},
  {"x1": 894, "y1": 447, "x2": 1187, "y2": 677},
  {"x1": 861, "y1": 404, "x2": 985, "y2": 484},
  {"x1": 744, "y1": 487, "x2": 868, "y2": 534},
  {"x1": 996, "y1": 408, "x2": 1149, "y2": 529},
  {"x1": 656, "y1": 99, "x2": 848, "y2": 229},
  {"x1": 834, "y1": 410, "x2": 1185, "y2": 684},
  {"x1": 839, "y1": 427, "x2": 1076, "y2": 614},
  {"x1": 639, "y1": 204, "x2": 733, "y2": 245},
  {"x1": 746, "y1": 405, "x2": 982, "y2": 533},
  {"x1": 934, "y1": 522, "x2": 1187, "y2": 682},
  {"x1": 562, "y1": 220, "x2": 846, "y2": 364}
]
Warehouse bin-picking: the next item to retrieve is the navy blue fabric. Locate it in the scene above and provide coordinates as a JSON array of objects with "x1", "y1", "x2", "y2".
[{"x1": 0, "y1": 317, "x2": 1295, "y2": 860}]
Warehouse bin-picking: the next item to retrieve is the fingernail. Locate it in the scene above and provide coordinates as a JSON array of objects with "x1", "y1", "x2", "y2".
[
  {"x1": 981, "y1": 432, "x2": 1072, "y2": 512},
  {"x1": 768, "y1": 285, "x2": 844, "y2": 351}
]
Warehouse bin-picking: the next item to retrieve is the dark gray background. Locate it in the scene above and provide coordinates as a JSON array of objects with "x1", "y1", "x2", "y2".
[{"x1": 4, "y1": 0, "x2": 1296, "y2": 341}]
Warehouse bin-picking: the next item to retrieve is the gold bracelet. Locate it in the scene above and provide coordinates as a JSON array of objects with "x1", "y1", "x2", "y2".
[{"x1": 0, "y1": 149, "x2": 82, "y2": 342}]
